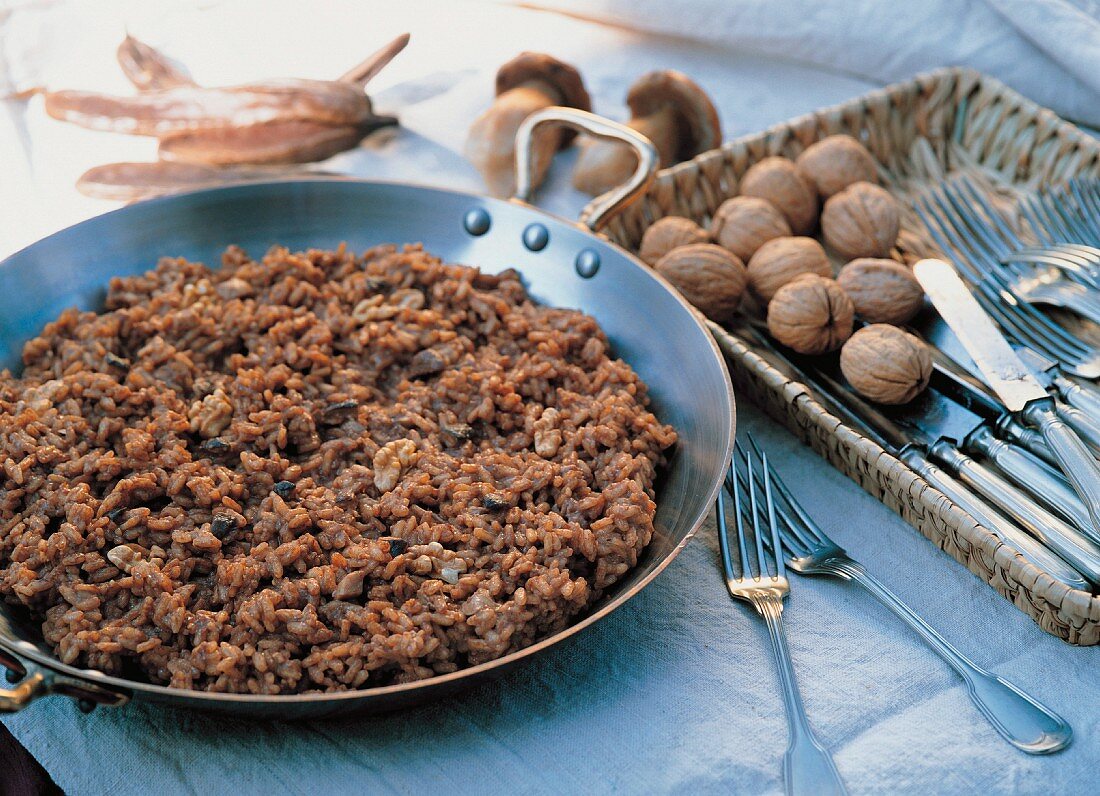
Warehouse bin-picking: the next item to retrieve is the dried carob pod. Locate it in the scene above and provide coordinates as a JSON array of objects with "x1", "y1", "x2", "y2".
[
  {"x1": 45, "y1": 79, "x2": 377, "y2": 136},
  {"x1": 116, "y1": 34, "x2": 195, "y2": 91},
  {"x1": 76, "y1": 161, "x2": 325, "y2": 201},
  {"x1": 157, "y1": 119, "x2": 394, "y2": 166}
]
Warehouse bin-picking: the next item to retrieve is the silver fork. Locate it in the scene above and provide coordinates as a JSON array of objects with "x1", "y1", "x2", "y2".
[
  {"x1": 716, "y1": 442, "x2": 847, "y2": 796},
  {"x1": 1022, "y1": 179, "x2": 1100, "y2": 252},
  {"x1": 915, "y1": 180, "x2": 1100, "y2": 378},
  {"x1": 735, "y1": 438, "x2": 1072, "y2": 755}
]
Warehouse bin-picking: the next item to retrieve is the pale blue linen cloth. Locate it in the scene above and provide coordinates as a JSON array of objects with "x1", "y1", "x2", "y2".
[
  {"x1": 1, "y1": 2, "x2": 1098, "y2": 791},
  {"x1": 4, "y1": 402, "x2": 1097, "y2": 795}
]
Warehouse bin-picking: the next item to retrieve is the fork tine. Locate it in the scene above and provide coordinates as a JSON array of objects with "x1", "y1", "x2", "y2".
[
  {"x1": 1020, "y1": 194, "x2": 1058, "y2": 245},
  {"x1": 732, "y1": 451, "x2": 752, "y2": 580},
  {"x1": 730, "y1": 450, "x2": 811, "y2": 559},
  {"x1": 742, "y1": 445, "x2": 768, "y2": 581},
  {"x1": 760, "y1": 449, "x2": 785, "y2": 581},
  {"x1": 917, "y1": 194, "x2": 1097, "y2": 369},
  {"x1": 715, "y1": 460, "x2": 739, "y2": 585},
  {"x1": 1069, "y1": 180, "x2": 1100, "y2": 243},
  {"x1": 746, "y1": 435, "x2": 827, "y2": 547},
  {"x1": 957, "y1": 177, "x2": 1024, "y2": 249}
]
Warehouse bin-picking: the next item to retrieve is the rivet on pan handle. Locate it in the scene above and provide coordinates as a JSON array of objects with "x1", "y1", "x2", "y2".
[{"x1": 512, "y1": 107, "x2": 658, "y2": 232}]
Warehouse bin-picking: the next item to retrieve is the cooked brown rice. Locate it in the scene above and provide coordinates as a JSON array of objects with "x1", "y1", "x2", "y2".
[{"x1": 0, "y1": 244, "x2": 675, "y2": 693}]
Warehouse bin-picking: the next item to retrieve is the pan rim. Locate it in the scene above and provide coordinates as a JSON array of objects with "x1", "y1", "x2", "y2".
[{"x1": 0, "y1": 177, "x2": 736, "y2": 707}]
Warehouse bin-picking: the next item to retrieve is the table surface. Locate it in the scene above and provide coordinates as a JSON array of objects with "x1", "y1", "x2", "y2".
[{"x1": 1, "y1": 2, "x2": 1097, "y2": 794}]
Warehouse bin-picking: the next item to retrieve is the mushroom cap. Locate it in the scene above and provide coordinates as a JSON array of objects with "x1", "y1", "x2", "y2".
[
  {"x1": 496, "y1": 52, "x2": 592, "y2": 148},
  {"x1": 626, "y1": 70, "x2": 721, "y2": 161}
]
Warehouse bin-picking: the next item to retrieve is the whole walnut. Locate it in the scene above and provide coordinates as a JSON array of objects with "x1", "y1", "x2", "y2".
[
  {"x1": 795, "y1": 135, "x2": 878, "y2": 197},
  {"x1": 821, "y1": 181, "x2": 900, "y2": 260},
  {"x1": 746, "y1": 236, "x2": 832, "y2": 304},
  {"x1": 655, "y1": 243, "x2": 747, "y2": 321},
  {"x1": 739, "y1": 157, "x2": 818, "y2": 234},
  {"x1": 767, "y1": 274, "x2": 854, "y2": 354},
  {"x1": 638, "y1": 216, "x2": 709, "y2": 265},
  {"x1": 837, "y1": 258, "x2": 924, "y2": 325},
  {"x1": 709, "y1": 196, "x2": 792, "y2": 261},
  {"x1": 840, "y1": 324, "x2": 932, "y2": 404}
]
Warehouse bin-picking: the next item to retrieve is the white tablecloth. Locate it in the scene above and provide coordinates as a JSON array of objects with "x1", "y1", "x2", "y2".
[{"x1": 0, "y1": 2, "x2": 1097, "y2": 793}]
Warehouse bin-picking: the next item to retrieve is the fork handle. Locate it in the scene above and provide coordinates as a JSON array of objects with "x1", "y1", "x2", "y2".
[
  {"x1": 829, "y1": 558, "x2": 1072, "y2": 754},
  {"x1": 753, "y1": 595, "x2": 847, "y2": 796}
]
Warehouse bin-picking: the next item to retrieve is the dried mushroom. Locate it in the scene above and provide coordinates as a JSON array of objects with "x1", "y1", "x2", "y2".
[
  {"x1": 573, "y1": 70, "x2": 721, "y2": 196},
  {"x1": 766, "y1": 274, "x2": 854, "y2": 354},
  {"x1": 655, "y1": 243, "x2": 747, "y2": 321},
  {"x1": 840, "y1": 324, "x2": 932, "y2": 404},
  {"x1": 836, "y1": 258, "x2": 924, "y2": 325},
  {"x1": 466, "y1": 52, "x2": 591, "y2": 198},
  {"x1": 821, "y1": 181, "x2": 900, "y2": 260},
  {"x1": 638, "y1": 217, "x2": 709, "y2": 265},
  {"x1": 795, "y1": 135, "x2": 878, "y2": 197},
  {"x1": 738, "y1": 157, "x2": 818, "y2": 234},
  {"x1": 709, "y1": 196, "x2": 791, "y2": 262},
  {"x1": 746, "y1": 236, "x2": 831, "y2": 304}
]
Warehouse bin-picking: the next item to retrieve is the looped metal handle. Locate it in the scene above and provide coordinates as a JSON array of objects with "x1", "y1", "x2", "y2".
[
  {"x1": 0, "y1": 653, "x2": 129, "y2": 713},
  {"x1": 512, "y1": 107, "x2": 658, "y2": 232}
]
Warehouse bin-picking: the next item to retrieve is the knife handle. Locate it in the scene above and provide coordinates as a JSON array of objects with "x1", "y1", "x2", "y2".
[
  {"x1": 1054, "y1": 374, "x2": 1100, "y2": 422},
  {"x1": 899, "y1": 447, "x2": 1089, "y2": 590},
  {"x1": 929, "y1": 440, "x2": 1100, "y2": 585},
  {"x1": 1054, "y1": 401, "x2": 1100, "y2": 456},
  {"x1": 995, "y1": 416, "x2": 1057, "y2": 466},
  {"x1": 1023, "y1": 398, "x2": 1100, "y2": 541},
  {"x1": 964, "y1": 426, "x2": 1095, "y2": 542}
]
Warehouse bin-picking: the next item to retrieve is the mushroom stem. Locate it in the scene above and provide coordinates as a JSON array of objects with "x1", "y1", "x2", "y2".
[
  {"x1": 572, "y1": 103, "x2": 678, "y2": 196},
  {"x1": 464, "y1": 79, "x2": 562, "y2": 198}
]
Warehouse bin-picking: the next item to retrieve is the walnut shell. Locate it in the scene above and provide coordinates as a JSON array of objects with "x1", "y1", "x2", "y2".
[
  {"x1": 739, "y1": 157, "x2": 818, "y2": 234},
  {"x1": 655, "y1": 243, "x2": 747, "y2": 321},
  {"x1": 767, "y1": 274, "x2": 854, "y2": 354},
  {"x1": 837, "y1": 258, "x2": 924, "y2": 325},
  {"x1": 840, "y1": 324, "x2": 932, "y2": 404},
  {"x1": 638, "y1": 217, "x2": 709, "y2": 265},
  {"x1": 709, "y1": 196, "x2": 792, "y2": 261},
  {"x1": 746, "y1": 236, "x2": 831, "y2": 304},
  {"x1": 821, "y1": 181, "x2": 900, "y2": 260},
  {"x1": 795, "y1": 135, "x2": 878, "y2": 197}
]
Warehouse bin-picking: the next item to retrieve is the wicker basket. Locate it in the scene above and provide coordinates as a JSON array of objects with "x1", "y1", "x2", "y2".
[{"x1": 582, "y1": 67, "x2": 1100, "y2": 644}]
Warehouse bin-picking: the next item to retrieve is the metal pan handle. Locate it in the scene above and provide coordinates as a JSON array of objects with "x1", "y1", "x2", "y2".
[
  {"x1": 0, "y1": 649, "x2": 129, "y2": 713},
  {"x1": 512, "y1": 107, "x2": 658, "y2": 232}
]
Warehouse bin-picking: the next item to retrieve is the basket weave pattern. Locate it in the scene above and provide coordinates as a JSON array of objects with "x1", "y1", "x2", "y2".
[{"x1": 584, "y1": 68, "x2": 1100, "y2": 644}]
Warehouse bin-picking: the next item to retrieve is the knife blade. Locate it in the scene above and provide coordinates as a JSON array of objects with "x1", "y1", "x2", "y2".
[
  {"x1": 914, "y1": 258, "x2": 1100, "y2": 539},
  {"x1": 915, "y1": 310, "x2": 1100, "y2": 451},
  {"x1": 728, "y1": 322, "x2": 1092, "y2": 589}
]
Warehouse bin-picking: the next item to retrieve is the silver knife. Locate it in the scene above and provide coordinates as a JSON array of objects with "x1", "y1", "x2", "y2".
[
  {"x1": 729, "y1": 321, "x2": 1092, "y2": 589},
  {"x1": 915, "y1": 258, "x2": 1100, "y2": 540},
  {"x1": 916, "y1": 311, "x2": 1100, "y2": 451}
]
